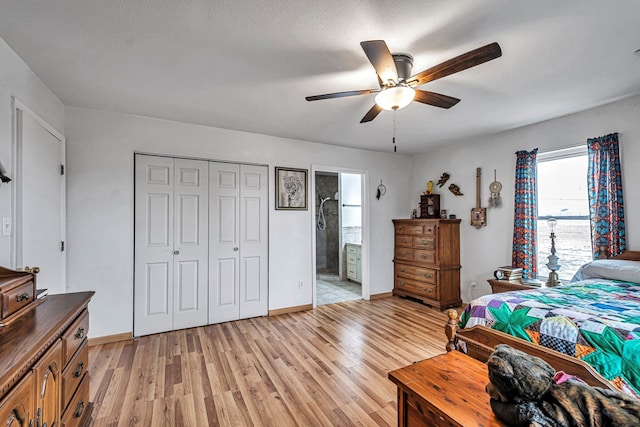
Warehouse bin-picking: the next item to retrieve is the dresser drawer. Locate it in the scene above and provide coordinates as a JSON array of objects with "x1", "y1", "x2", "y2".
[
  {"x1": 395, "y1": 234, "x2": 413, "y2": 248},
  {"x1": 346, "y1": 252, "x2": 357, "y2": 264},
  {"x1": 423, "y1": 223, "x2": 436, "y2": 235},
  {"x1": 396, "y1": 277, "x2": 438, "y2": 299},
  {"x1": 2, "y1": 281, "x2": 35, "y2": 319},
  {"x1": 395, "y1": 264, "x2": 437, "y2": 284},
  {"x1": 347, "y1": 264, "x2": 358, "y2": 277},
  {"x1": 413, "y1": 250, "x2": 435, "y2": 265},
  {"x1": 62, "y1": 310, "x2": 89, "y2": 366},
  {"x1": 395, "y1": 224, "x2": 425, "y2": 235},
  {"x1": 413, "y1": 236, "x2": 435, "y2": 250},
  {"x1": 394, "y1": 247, "x2": 414, "y2": 262},
  {"x1": 62, "y1": 341, "x2": 88, "y2": 411},
  {"x1": 61, "y1": 374, "x2": 89, "y2": 427}
]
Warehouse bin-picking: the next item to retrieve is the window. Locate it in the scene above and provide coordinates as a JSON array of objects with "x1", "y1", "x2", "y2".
[{"x1": 536, "y1": 146, "x2": 592, "y2": 281}]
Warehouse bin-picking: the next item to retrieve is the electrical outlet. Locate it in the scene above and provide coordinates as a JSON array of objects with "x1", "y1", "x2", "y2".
[
  {"x1": 470, "y1": 281, "x2": 477, "y2": 289},
  {"x1": 298, "y1": 280, "x2": 304, "y2": 289}
]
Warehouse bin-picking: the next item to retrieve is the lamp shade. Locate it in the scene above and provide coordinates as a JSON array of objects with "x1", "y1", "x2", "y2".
[{"x1": 375, "y1": 86, "x2": 415, "y2": 111}]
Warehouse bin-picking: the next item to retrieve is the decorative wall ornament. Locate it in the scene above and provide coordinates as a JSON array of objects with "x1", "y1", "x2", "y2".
[
  {"x1": 275, "y1": 167, "x2": 308, "y2": 210},
  {"x1": 471, "y1": 167, "x2": 487, "y2": 228},
  {"x1": 437, "y1": 172, "x2": 450, "y2": 188},
  {"x1": 376, "y1": 180, "x2": 386, "y2": 200},
  {"x1": 488, "y1": 169, "x2": 502, "y2": 208},
  {"x1": 0, "y1": 160, "x2": 11, "y2": 185},
  {"x1": 448, "y1": 183, "x2": 463, "y2": 196}
]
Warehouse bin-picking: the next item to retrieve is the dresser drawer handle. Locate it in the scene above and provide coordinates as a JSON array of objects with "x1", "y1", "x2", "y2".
[
  {"x1": 74, "y1": 400, "x2": 85, "y2": 418},
  {"x1": 75, "y1": 327, "x2": 86, "y2": 340},
  {"x1": 424, "y1": 288, "x2": 433, "y2": 293},
  {"x1": 400, "y1": 252, "x2": 408, "y2": 256},
  {"x1": 399, "y1": 281, "x2": 406, "y2": 286},
  {"x1": 420, "y1": 240, "x2": 428, "y2": 245},
  {"x1": 424, "y1": 273, "x2": 432, "y2": 279},
  {"x1": 16, "y1": 293, "x2": 30, "y2": 302},
  {"x1": 421, "y1": 254, "x2": 428, "y2": 259},
  {"x1": 399, "y1": 268, "x2": 406, "y2": 273},
  {"x1": 400, "y1": 238, "x2": 407, "y2": 243},
  {"x1": 74, "y1": 361, "x2": 84, "y2": 378}
]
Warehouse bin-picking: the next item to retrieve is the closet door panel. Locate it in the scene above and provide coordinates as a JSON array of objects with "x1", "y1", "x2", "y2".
[
  {"x1": 173, "y1": 159, "x2": 209, "y2": 330},
  {"x1": 135, "y1": 155, "x2": 175, "y2": 336},
  {"x1": 209, "y1": 163, "x2": 241, "y2": 323},
  {"x1": 239, "y1": 165, "x2": 268, "y2": 318}
]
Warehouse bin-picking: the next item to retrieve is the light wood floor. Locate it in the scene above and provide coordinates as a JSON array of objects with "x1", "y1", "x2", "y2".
[{"x1": 89, "y1": 297, "x2": 452, "y2": 426}]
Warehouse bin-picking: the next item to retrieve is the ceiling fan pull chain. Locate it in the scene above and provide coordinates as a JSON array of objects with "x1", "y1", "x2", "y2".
[{"x1": 393, "y1": 109, "x2": 397, "y2": 152}]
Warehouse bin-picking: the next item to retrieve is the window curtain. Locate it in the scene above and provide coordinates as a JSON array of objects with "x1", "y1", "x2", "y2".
[
  {"x1": 512, "y1": 148, "x2": 538, "y2": 279},
  {"x1": 587, "y1": 132, "x2": 626, "y2": 259}
]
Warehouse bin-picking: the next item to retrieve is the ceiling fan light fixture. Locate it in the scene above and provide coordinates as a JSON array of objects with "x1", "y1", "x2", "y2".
[{"x1": 375, "y1": 85, "x2": 416, "y2": 111}]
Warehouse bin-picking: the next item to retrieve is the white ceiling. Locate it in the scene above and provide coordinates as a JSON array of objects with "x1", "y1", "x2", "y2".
[{"x1": 1, "y1": 0, "x2": 640, "y2": 154}]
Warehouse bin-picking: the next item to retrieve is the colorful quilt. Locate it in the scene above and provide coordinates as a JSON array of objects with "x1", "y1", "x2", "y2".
[{"x1": 459, "y1": 279, "x2": 640, "y2": 396}]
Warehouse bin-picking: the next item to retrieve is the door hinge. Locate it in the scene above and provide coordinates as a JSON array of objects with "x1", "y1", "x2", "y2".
[
  {"x1": 60, "y1": 164, "x2": 65, "y2": 175},
  {"x1": 61, "y1": 241, "x2": 65, "y2": 252}
]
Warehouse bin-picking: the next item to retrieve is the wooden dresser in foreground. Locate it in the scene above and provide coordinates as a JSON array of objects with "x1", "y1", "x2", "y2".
[
  {"x1": 0, "y1": 289, "x2": 94, "y2": 427},
  {"x1": 389, "y1": 351, "x2": 504, "y2": 426},
  {"x1": 393, "y1": 219, "x2": 461, "y2": 310}
]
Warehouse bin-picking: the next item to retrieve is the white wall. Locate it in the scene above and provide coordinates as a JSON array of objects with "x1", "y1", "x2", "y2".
[
  {"x1": 64, "y1": 106, "x2": 412, "y2": 338},
  {"x1": 0, "y1": 38, "x2": 65, "y2": 266},
  {"x1": 411, "y1": 94, "x2": 640, "y2": 302}
]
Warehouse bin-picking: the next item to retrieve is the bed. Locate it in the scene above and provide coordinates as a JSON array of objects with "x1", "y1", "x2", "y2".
[{"x1": 445, "y1": 251, "x2": 640, "y2": 396}]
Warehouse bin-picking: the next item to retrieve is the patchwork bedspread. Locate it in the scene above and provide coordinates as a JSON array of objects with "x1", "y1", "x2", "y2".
[{"x1": 460, "y1": 279, "x2": 640, "y2": 396}]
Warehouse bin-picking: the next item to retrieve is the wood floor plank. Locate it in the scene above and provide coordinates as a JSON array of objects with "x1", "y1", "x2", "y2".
[{"x1": 89, "y1": 296, "x2": 454, "y2": 426}]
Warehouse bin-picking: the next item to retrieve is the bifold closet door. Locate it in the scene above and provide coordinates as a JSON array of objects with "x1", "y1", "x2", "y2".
[
  {"x1": 134, "y1": 155, "x2": 209, "y2": 336},
  {"x1": 209, "y1": 163, "x2": 268, "y2": 323}
]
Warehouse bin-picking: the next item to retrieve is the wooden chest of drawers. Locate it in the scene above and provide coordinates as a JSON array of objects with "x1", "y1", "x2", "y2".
[
  {"x1": 393, "y1": 219, "x2": 461, "y2": 310},
  {"x1": 0, "y1": 291, "x2": 94, "y2": 427}
]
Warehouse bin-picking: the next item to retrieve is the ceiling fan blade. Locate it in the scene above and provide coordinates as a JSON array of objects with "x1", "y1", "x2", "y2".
[
  {"x1": 360, "y1": 40, "x2": 398, "y2": 86},
  {"x1": 360, "y1": 104, "x2": 383, "y2": 123},
  {"x1": 306, "y1": 89, "x2": 377, "y2": 101},
  {"x1": 414, "y1": 90, "x2": 461, "y2": 109},
  {"x1": 408, "y1": 42, "x2": 502, "y2": 87}
]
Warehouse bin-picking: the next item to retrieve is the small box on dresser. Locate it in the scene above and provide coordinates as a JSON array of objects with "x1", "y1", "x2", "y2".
[{"x1": 393, "y1": 218, "x2": 461, "y2": 310}]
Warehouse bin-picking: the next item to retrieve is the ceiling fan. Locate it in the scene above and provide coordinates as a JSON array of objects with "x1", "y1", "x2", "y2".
[{"x1": 306, "y1": 41, "x2": 502, "y2": 123}]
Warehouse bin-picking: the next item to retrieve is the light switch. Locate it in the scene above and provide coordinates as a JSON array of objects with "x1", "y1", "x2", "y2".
[{"x1": 2, "y1": 217, "x2": 11, "y2": 236}]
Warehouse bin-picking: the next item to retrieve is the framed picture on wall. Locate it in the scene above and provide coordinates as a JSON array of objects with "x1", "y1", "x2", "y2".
[{"x1": 275, "y1": 167, "x2": 308, "y2": 210}]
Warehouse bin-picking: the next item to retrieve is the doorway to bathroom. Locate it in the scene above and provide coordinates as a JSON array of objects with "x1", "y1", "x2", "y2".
[{"x1": 313, "y1": 168, "x2": 367, "y2": 306}]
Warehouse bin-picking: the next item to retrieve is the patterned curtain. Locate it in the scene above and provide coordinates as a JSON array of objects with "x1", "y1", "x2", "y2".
[
  {"x1": 587, "y1": 133, "x2": 626, "y2": 259},
  {"x1": 512, "y1": 148, "x2": 538, "y2": 279}
]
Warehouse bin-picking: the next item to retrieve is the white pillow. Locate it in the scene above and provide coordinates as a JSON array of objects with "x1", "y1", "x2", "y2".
[{"x1": 571, "y1": 259, "x2": 640, "y2": 283}]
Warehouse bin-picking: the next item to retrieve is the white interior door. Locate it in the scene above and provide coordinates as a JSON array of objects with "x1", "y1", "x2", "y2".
[
  {"x1": 134, "y1": 155, "x2": 174, "y2": 336},
  {"x1": 134, "y1": 155, "x2": 209, "y2": 336},
  {"x1": 239, "y1": 165, "x2": 268, "y2": 318},
  {"x1": 15, "y1": 105, "x2": 65, "y2": 294},
  {"x1": 208, "y1": 162, "x2": 240, "y2": 323},
  {"x1": 172, "y1": 158, "x2": 209, "y2": 330}
]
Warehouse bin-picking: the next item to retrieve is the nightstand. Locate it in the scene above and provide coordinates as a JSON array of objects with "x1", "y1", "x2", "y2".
[{"x1": 488, "y1": 279, "x2": 543, "y2": 294}]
